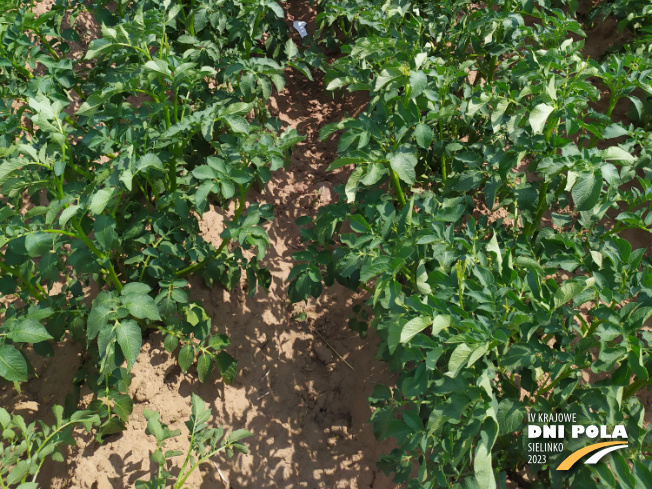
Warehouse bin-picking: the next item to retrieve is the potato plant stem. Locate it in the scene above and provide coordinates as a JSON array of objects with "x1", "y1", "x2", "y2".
[
  {"x1": 168, "y1": 157, "x2": 177, "y2": 192},
  {"x1": 39, "y1": 228, "x2": 78, "y2": 240},
  {"x1": 163, "y1": 105, "x2": 171, "y2": 130},
  {"x1": 441, "y1": 154, "x2": 447, "y2": 182},
  {"x1": 187, "y1": 13, "x2": 195, "y2": 36},
  {"x1": 535, "y1": 363, "x2": 574, "y2": 398},
  {"x1": 0, "y1": 43, "x2": 33, "y2": 79},
  {"x1": 72, "y1": 219, "x2": 123, "y2": 293},
  {"x1": 16, "y1": 423, "x2": 32, "y2": 460},
  {"x1": 187, "y1": 0, "x2": 197, "y2": 36},
  {"x1": 487, "y1": 56, "x2": 497, "y2": 83},
  {"x1": 31, "y1": 418, "x2": 86, "y2": 483},
  {"x1": 584, "y1": 318, "x2": 603, "y2": 338},
  {"x1": 623, "y1": 378, "x2": 650, "y2": 399},
  {"x1": 0, "y1": 261, "x2": 47, "y2": 302},
  {"x1": 115, "y1": 42, "x2": 151, "y2": 60},
  {"x1": 139, "y1": 237, "x2": 164, "y2": 280},
  {"x1": 37, "y1": 31, "x2": 60, "y2": 62},
  {"x1": 439, "y1": 122, "x2": 447, "y2": 182},
  {"x1": 176, "y1": 431, "x2": 197, "y2": 486},
  {"x1": 552, "y1": 174, "x2": 567, "y2": 205},
  {"x1": 66, "y1": 156, "x2": 91, "y2": 179},
  {"x1": 389, "y1": 168, "x2": 406, "y2": 206},
  {"x1": 173, "y1": 88, "x2": 179, "y2": 123},
  {"x1": 544, "y1": 117, "x2": 558, "y2": 143},
  {"x1": 105, "y1": 375, "x2": 112, "y2": 420},
  {"x1": 525, "y1": 181, "x2": 550, "y2": 237},
  {"x1": 156, "y1": 439, "x2": 164, "y2": 481},
  {"x1": 175, "y1": 450, "x2": 224, "y2": 489},
  {"x1": 607, "y1": 92, "x2": 618, "y2": 118}
]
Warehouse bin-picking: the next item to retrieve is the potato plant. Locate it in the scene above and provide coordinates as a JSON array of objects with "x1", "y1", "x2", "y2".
[
  {"x1": 0, "y1": 394, "x2": 246, "y2": 488},
  {"x1": 0, "y1": 0, "x2": 298, "y2": 451},
  {"x1": 291, "y1": 0, "x2": 652, "y2": 487},
  {"x1": 0, "y1": 405, "x2": 99, "y2": 487},
  {"x1": 135, "y1": 394, "x2": 252, "y2": 489},
  {"x1": 1, "y1": 0, "x2": 652, "y2": 485}
]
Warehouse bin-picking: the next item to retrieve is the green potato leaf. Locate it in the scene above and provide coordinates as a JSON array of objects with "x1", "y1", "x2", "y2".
[
  {"x1": 388, "y1": 151, "x2": 417, "y2": 185},
  {"x1": 571, "y1": 171, "x2": 602, "y2": 211},
  {"x1": 0, "y1": 345, "x2": 28, "y2": 382},
  {"x1": 116, "y1": 319, "x2": 142, "y2": 371},
  {"x1": 528, "y1": 103, "x2": 554, "y2": 134},
  {"x1": 400, "y1": 316, "x2": 432, "y2": 344},
  {"x1": 8, "y1": 318, "x2": 53, "y2": 343}
]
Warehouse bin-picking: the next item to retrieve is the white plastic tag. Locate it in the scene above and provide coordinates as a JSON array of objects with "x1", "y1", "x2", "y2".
[{"x1": 293, "y1": 20, "x2": 308, "y2": 38}]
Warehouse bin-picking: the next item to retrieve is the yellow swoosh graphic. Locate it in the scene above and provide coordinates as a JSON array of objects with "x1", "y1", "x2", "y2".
[{"x1": 556, "y1": 441, "x2": 627, "y2": 470}]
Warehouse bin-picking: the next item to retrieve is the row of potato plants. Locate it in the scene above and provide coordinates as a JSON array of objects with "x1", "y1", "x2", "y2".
[
  {"x1": 291, "y1": 0, "x2": 652, "y2": 487},
  {"x1": 0, "y1": 0, "x2": 300, "y2": 484}
]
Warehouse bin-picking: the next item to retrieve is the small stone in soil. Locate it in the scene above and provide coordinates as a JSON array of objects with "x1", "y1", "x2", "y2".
[
  {"x1": 316, "y1": 182, "x2": 334, "y2": 204},
  {"x1": 313, "y1": 342, "x2": 334, "y2": 364}
]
